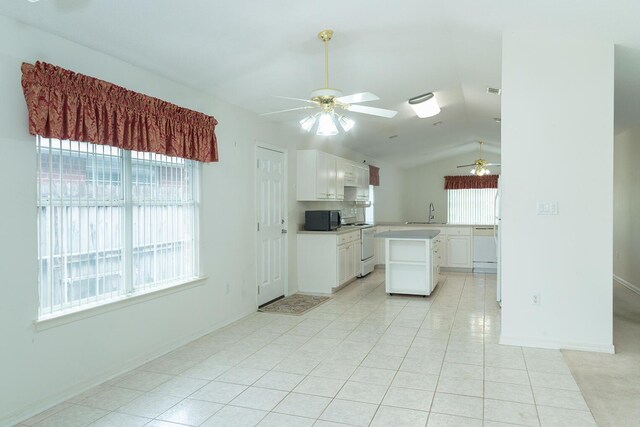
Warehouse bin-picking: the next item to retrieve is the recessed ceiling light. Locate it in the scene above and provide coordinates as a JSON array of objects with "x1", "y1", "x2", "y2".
[
  {"x1": 493, "y1": 117, "x2": 501, "y2": 123},
  {"x1": 486, "y1": 87, "x2": 501, "y2": 95},
  {"x1": 432, "y1": 121, "x2": 443, "y2": 126}
]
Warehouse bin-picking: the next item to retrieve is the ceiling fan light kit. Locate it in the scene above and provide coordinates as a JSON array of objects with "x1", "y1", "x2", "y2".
[
  {"x1": 457, "y1": 141, "x2": 501, "y2": 176},
  {"x1": 408, "y1": 92, "x2": 441, "y2": 118},
  {"x1": 264, "y1": 29, "x2": 397, "y2": 135},
  {"x1": 317, "y1": 112, "x2": 339, "y2": 136}
]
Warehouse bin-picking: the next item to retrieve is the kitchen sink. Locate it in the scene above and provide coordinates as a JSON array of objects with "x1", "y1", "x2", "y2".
[{"x1": 404, "y1": 221, "x2": 447, "y2": 225}]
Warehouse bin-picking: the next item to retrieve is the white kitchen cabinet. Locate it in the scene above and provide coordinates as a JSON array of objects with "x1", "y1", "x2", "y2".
[
  {"x1": 356, "y1": 164, "x2": 370, "y2": 201},
  {"x1": 377, "y1": 230, "x2": 440, "y2": 296},
  {"x1": 298, "y1": 230, "x2": 361, "y2": 293},
  {"x1": 352, "y1": 237, "x2": 361, "y2": 278},
  {"x1": 341, "y1": 158, "x2": 357, "y2": 187},
  {"x1": 296, "y1": 150, "x2": 341, "y2": 201},
  {"x1": 336, "y1": 158, "x2": 346, "y2": 199},
  {"x1": 445, "y1": 227, "x2": 472, "y2": 269}
]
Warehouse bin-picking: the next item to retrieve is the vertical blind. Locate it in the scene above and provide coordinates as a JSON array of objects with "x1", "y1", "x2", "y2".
[
  {"x1": 447, "y1": 188, "x2": 498, "y2": 225},
  {"x1": 37, "y1": 137, "x2": 198, "y2": 318}
]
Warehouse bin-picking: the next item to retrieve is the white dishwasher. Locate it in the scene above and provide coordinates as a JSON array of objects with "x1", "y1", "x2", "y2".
[{"x1": 473, "y1": 227, "x2": 497, "y2": 272}]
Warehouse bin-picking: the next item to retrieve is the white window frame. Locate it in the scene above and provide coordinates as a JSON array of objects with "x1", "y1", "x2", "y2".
[{"x1": 37, "y1": 137, "x2": 200, "y2": 321}]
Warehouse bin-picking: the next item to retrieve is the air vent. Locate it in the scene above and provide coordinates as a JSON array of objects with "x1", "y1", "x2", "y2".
[
  {"x1": 486, "y1": 87, "x2": 501, "y2": 95},
  {"x1": 388, "y1": 134, "x2": 398, "y2": 139}
]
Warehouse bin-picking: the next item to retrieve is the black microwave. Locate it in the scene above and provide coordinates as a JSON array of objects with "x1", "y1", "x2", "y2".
[{"x1": 305, "y1": 210, "x2": 341, "y2": 231}]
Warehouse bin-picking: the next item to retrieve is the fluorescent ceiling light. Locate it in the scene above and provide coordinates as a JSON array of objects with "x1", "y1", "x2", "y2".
[{"x1": 408, "y1": 92, "x2": 440, "y2": 118}]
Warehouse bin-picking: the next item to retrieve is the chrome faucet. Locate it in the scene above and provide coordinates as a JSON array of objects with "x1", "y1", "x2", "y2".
[{"x1": 428, "y1": 202, "x2": 435, "y2": 224}]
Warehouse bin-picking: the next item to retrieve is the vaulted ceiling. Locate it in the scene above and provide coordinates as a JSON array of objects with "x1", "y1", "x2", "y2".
[{"x1": 2, "y1": 0, "x2": 639, "y2": 168}]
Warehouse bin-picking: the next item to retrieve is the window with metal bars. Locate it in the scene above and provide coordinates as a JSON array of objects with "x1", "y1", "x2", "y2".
[
  {"x1": 37, "y1": 137, "x2": 199, "y2": 319},
  {"x1": 447, "y1": 188, "x2": 498, "y2": 225}
]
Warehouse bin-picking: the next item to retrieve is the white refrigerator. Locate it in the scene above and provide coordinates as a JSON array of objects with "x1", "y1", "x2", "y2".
[{"x1": 494, "y1": 177, "x2": 502, "y2": 303}]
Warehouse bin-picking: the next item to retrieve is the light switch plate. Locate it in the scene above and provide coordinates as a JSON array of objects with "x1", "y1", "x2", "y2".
[{"x1": 536, "y1": 201, "x2": 559, "y2": 215}]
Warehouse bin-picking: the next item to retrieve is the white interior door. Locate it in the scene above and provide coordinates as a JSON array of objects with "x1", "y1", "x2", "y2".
[{"x1": 256, "y1": 146, "x2": 286, "y2": 306}]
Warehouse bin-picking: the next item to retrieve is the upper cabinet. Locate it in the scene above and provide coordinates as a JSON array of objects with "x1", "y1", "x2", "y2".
[
  {"x1": 297, "y1": 150, "x2": 341, "y2": 201},
  {"x1": 356, "y1": 164, "x2": 370, "y2": 201},
  {"x1": 297, "y1": 150, "x2": 369, "y2": 202}
]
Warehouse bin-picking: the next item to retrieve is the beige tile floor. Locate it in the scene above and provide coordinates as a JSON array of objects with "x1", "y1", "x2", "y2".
[{"x1": 17, "y1": 270, "x2": 598, "y2": 427}]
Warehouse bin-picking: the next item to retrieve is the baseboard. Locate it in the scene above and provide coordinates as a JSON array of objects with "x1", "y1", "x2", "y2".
[
  {"x1": 4, "y1": 307, "x2": 257, "y2": 427},
  {"x1": 613, "y1": 274, "x2": 640, "y2": 296},
  {"x1": 441, "y1": 267, "x2": 473, "y2": 273},
  {"x1": 500, "y1": 334, "x2": 615, "y2": 354}
]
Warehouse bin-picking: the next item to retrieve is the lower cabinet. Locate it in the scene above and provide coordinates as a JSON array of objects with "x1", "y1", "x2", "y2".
[
  {"x1": 375, "y1": 225, "x2": 472, "y2": 270},
  {"x1": 445, "y1": 227, "x2": 472, "y2": 269},
  {"x1": 298, "y1": 231, "x2": 361, "y2": 294}
]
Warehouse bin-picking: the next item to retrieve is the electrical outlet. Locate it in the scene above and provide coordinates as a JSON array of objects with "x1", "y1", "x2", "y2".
[{"x1": 532, "y1": 292, "x2": 541, "y2": 305}]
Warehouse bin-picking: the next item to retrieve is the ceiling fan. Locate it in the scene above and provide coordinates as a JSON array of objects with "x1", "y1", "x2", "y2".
[
  {"x1": 457, "y1": 141, "x2": 501, "y2": 176},
  {"x1": 261, "y1": 29, "x2": 398, "y2": 135}
]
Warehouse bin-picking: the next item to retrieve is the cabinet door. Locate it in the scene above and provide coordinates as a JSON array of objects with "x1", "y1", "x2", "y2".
[
  {"x1": 344, "y1": 161, "x2": 357, "y2": 186},
  {"x1": 336, "y1": 158, "x2": 345, "y2": 200},
  {"x1": 338, "y1": 244, "x2": 348, "y2": 284},
  {"x1": 325, "y1": 154, "x2": 338, "y2": 200},
  {"x1": 356, "y1": 166, "x2": 369, "y2": 200},
  {"x1": 352, "y1": 239, "x2": 361, "y2": 278},
  {"x1": 447, "y1": 235, "x2": 472, "y2": 268},
  {"x1": 316, "y1": 152, "x2": 329, "y2": 199}
]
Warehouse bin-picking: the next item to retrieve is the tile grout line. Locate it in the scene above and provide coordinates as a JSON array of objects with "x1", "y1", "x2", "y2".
[{"x1": 424, "y1": 273, "x2": 470, "y2": 424}]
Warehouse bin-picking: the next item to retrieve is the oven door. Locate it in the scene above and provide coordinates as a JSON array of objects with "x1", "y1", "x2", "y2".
[{"x1": 360, "y1": 227, "x2": 375, "y2": 260}]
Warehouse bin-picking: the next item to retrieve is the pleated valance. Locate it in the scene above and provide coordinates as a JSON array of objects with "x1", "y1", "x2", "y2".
[
  {"x1": 369, "y1": 165, "x2": 380, "y2": 186},
  {"x1": 444, "y1": 175, "x2": 499, "y2": 189},
  {"x1": 21, "y1": 61, "x2": 219, "y2": 162}
]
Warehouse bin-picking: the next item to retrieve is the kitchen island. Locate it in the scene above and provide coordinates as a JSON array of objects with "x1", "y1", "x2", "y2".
[{"x1": 375, "y1": 229, "x2": 441, "y2": 296}]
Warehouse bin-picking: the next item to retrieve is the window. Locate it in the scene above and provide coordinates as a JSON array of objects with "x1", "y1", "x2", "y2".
[
  {"x1": 447, "y1": 188, "x2": 497, "y2": 225},
  {"x1": 37, "y1": 137, "x2": 199, "y2": 319}
]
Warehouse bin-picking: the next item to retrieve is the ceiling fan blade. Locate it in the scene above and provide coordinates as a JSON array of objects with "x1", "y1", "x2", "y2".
[
  {"x1": 273, "y1": 95, "x2": 317, "y2": 105},
  {"x1": 260, "y1": 106, "x2": 316, "y2": 116},
  {"x1": 485, "y1": 163, "x2": 502, "y2": 166},
  {"x1": 347, "y1": 104, "x2": 398, "y2": 118},
  {"x1": 336, "y1": 92, "x2": 380, "y2": 104},
  {"x1": 457, "y1": 164, "x2": 477, "y2": 168}
]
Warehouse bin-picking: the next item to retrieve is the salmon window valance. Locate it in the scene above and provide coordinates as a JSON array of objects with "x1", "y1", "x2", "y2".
[
  {"x1": 444, "y1": 174, "x2": 498, "y2": 189},
  {"x1": 369, "y1": 165, "x2": 380, "y2": 186},
  {"x1": 21, "y1": 61, "x2": 218, "y2": 162}
]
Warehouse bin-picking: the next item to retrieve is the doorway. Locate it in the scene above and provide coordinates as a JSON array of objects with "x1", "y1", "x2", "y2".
[{"x1": 256, "y1": 145, "x2": 287, "y2": 306}]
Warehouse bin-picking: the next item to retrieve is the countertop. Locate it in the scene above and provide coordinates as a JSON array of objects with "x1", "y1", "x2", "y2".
[
  {"x1": 297, "y1": 222, "x2": 491, "y2": 235},
  {"x1": 297, "y1": 224, "x2": 372, "y2": 235},
  {"x1": 375, "y1": 222, "x2": 482, "y2": 228},
  {"x1": 375, "y1": 230, "x2": 440, "y2": 239}
]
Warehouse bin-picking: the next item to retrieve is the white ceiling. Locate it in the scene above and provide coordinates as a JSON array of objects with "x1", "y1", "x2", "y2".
[{"x1": 2, "y1": 0, "x2": 639, "y2": 168}]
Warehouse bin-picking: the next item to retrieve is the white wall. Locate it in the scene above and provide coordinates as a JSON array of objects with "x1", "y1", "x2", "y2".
[
  {"x1": 613, "y1": 128, "x2": 640, "y2": 293},
  {"x1": 403, "y1": 151, "x2": 501, "y2": 223},
  {"x1": 500, "y1": 31, "x2": 614, "y2": 352},
  {"x1": 0, "y1": 15, "x2": 302, "y2": 425}
]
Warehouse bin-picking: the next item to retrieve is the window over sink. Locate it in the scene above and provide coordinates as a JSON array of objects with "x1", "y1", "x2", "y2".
[{"x1": 447, "y1": 188, "x2": 497, "y2": 225}]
